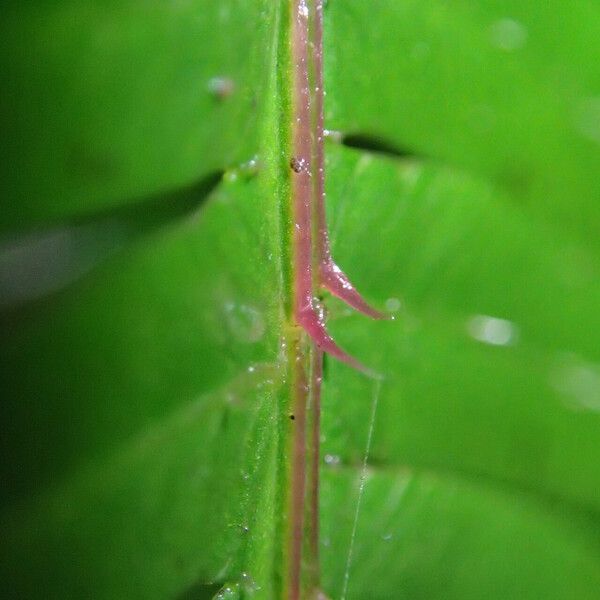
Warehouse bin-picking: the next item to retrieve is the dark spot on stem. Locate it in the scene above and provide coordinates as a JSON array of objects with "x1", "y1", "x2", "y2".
[
  {"x1": 289, "y1": 414, "x2": 295, "y2": 420},
  {"x1": 290, "y1": 157, "x2": 305, "y2": 173}
]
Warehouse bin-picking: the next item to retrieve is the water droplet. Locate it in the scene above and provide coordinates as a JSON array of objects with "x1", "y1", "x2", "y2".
[
  {"x1": 290, "y1": 157, "x2": 308, "y2": 173},
  {"x1": 489, "y1": 18, "x2": 527, "y2": 52},
  {"x1": 324, "y1": 454, "x2": 341, "y2": 466},
  {"x1": 223, "y1": 156, "x2": 260, "y2": 182},
  {"x1": 466, "y1": 314, "x2": 519, "y2": 346},
  {"x1": 550, "y1": 354, "x2": 600, "y2": 412},
  {"x1": 215, "y1": 583, "x2": 240, "y2": 599},
  {"x1": 223, "y1": 170, "x2": 238, "y2": 183},
  {"x1": 324, "y1": 129, "x2": 343, "y2": 142},
  {"x1": 239, "y1": 155, "x2": 260, "y2": 176},
  {"x1": 224, "y1": 302, "x2": 265, "y2": 343},
  {"x1": 385, "y1": 297, "x2": 402, "y2": 313},
  {"x1": 208, "y1": 77, "x2": 235, "y2": 100},
  {"x1": 240, "y1": 571, "x2": 260, "y2": 593},
  {"x1": 314, "y1": 299, "x2": 326, "y2": 321}
]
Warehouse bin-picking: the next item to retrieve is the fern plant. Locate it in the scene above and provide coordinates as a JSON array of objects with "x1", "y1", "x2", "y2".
[{"x1": 2, "y1": 1, "x2": 600, "y2": 599}]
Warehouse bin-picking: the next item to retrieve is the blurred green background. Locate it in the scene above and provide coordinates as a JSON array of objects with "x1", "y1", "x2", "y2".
[{"x1": 2, "y1": 1, "x2": 600, "y2": 599}]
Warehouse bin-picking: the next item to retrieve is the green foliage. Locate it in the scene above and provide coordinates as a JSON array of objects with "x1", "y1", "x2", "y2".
[{"x1": 2, "y1": 1, "x2": 600, "y2": 599}]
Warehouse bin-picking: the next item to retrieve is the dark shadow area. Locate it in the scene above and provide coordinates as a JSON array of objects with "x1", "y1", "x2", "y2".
[
  {"x1": 341, "y1": 133, "x2": 422, "y2": 160},
  {"x1": 175, "y1": 580, "x2": 222, "y2": 600},
  {"x1": 67, "y1": 168, "x2": 224, "y2": 235},
  {"x1": 321, "y1": 352, "x2": 329, "y2": 382},
  {"x1": 0, "y1": 170, "x2": 223, "y2": 310}
]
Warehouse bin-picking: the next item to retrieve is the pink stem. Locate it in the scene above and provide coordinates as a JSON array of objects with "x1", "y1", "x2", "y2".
[
  {"x1": 290, "y1": 0, "x2": 370, "y2": 373},
  {"x1": 312, "y1": 0, "x2": 387, "y2": 320},
  {"x1": 288, "y1": 339, "x2": 308, "y2": 600},
  {"x1": 287, "y1": 2, "x2": 384, "y2": 597},
  {"x1": 309, "y1": 347, "x2": 323, "y2": 580}
]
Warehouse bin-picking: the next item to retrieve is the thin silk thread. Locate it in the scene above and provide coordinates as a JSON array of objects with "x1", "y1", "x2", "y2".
[{"x1": 340, "y1": 378, "x2": 383, "y2": 600}]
